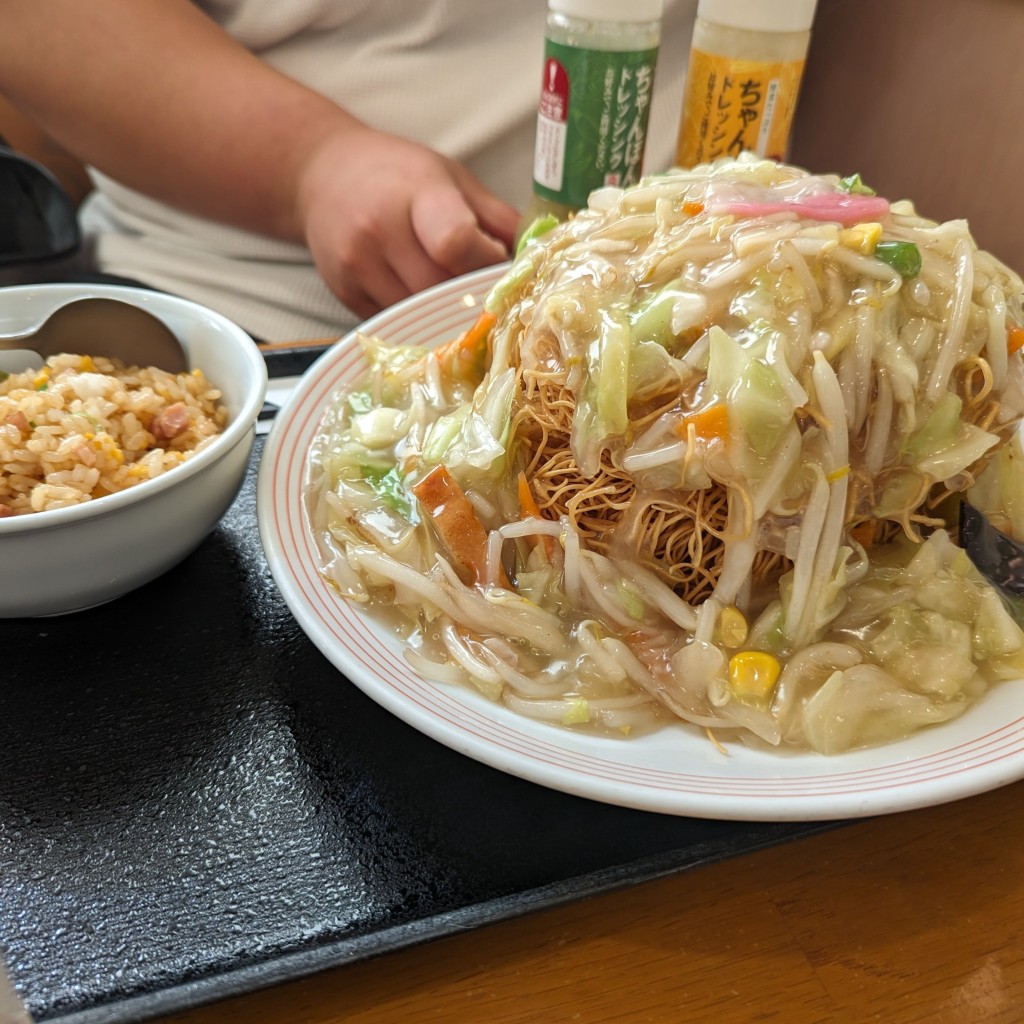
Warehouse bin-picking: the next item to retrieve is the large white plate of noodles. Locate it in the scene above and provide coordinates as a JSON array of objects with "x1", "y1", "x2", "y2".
[{"x1": 259, "y1": 163, "x2": 1024, "y2": 821}]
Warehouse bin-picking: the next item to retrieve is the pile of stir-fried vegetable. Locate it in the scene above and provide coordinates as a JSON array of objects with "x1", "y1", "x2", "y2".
[{"x1": 308, "y1": 156, "x2": 1024, "y2": 754}]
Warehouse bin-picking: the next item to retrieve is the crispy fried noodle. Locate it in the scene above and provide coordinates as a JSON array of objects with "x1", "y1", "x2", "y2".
[{"x1": 308, "y1": 157, "x2": 1024, "y2": 755}]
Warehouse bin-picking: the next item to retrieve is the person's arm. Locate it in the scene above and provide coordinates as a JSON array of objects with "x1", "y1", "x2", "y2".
[
  {"x1": 0, "y1": 0, "x2": 518, "y2": 317},
  {"x1": 0, "y1": 97, "x2": 92, "y2": 206}
]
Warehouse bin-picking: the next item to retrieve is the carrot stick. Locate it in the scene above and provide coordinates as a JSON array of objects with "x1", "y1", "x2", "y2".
[
  {"x1": 517, "y1": 471, "x2": 554, "y2": 560},
  {"x1": 1008, "y1": 326, "x2": 1024, "y2": 356},
  {"x1": 412, "y1": 464, "x2": 508, "y2": 587},
  {"x1": 433, "y1": 310, "x2": 496, "y2": 385},
  {"x1": 517, "y1": 471, "x2": 543, "y2": 519}
]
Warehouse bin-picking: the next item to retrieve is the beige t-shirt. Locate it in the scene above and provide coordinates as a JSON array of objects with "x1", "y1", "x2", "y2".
[{"x1": 81, "y1": 0, "x2": 696, "y2": 341}]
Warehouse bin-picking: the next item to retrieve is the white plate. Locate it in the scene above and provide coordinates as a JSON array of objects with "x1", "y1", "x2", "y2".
[{"x1": 257, "y1": 265, "x2": 1024, "y2": 822}]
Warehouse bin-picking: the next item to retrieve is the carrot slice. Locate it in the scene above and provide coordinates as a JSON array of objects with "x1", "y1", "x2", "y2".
[
  {"x1": 412, "y1": 464, "x2": 508, "y2": 587},
  {"x1": 849, "y1": 520, "x2": 876, "y2": 549},
  {"x1": 676, "y1": 403, "x2": 729, "y2": 443}
]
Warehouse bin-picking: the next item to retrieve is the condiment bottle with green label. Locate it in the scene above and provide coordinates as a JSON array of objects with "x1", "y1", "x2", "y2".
[
  {"x1": 675, "y1": 0, "x2": 818, "y2": 168},
  {"x1": 517, "y1": 0, "x2": 664, "y2": 245}
]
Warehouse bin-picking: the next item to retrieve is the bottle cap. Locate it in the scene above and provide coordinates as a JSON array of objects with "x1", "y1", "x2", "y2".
[
  {"x1": 549, "y1": 0, "x2": 664, "y2": 23},
  {"x1": 697, "y1": 0, "x2": 817, "y2": 33}
]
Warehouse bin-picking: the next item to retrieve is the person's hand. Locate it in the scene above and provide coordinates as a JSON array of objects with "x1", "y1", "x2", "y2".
[
  {"x1": 0, "y1": 0, "x2": 521, "y2": 321},
  {"x1": 298, "y1": 124, "x2": 519, "y2": 318}
]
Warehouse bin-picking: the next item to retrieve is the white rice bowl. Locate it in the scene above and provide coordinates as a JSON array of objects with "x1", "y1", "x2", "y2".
[{"x1": 0, "y1": 283, "x2": 267, "y2": 616}]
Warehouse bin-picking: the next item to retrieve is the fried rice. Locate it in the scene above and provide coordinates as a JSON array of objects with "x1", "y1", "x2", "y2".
[{"x1": 0, "y1": 353, "x2": 226, "y2": 515}]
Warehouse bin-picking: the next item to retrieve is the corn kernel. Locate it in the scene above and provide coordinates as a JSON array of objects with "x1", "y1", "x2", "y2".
[
  {"x1": 840, "y1": 222, "x2": 882, "y2": 254},
  {"x1": 562, "y1": 698, "x2": 591, "y2": 725},
  {"x1": 728, "y1": 651, "x2": 782, "y2": 701},
  {"x1": 715, "y1": 605, "x2": 749, "y2": 648}
]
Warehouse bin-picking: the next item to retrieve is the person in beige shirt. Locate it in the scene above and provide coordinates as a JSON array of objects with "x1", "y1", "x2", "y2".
[{"x1": 0, "y1": 0, "x2": 695, "y2": 342}]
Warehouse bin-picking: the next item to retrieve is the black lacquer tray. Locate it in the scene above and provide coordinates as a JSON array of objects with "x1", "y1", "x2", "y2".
[{"x1": 0, "y1": 353, "x2": 837, "y2": 1024}]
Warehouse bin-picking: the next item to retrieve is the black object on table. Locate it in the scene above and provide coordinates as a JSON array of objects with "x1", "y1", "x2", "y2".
[{"x1": 0, "y1": 353, "x2": 840, "y2": 1024}]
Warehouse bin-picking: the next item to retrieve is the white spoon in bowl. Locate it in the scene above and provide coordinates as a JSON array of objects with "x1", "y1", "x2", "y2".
[{"x1": 0, "y1": 296, "x2": 189, "y2": 374}]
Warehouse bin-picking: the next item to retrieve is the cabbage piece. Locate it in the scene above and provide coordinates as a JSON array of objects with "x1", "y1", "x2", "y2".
[
  {"x1": 746, "y1": 599, "x2": 787, "y2": 654},
  {"x1": 347, "y1": 406, "x2": 408, "y2": 449},
  {"x1": 881, "y1": 532, "x2": 1024, "y2": 669},
  {"x1": 868, "y1": 607, "x2": 976, "y2": 700},
  {"x1": 974, "y1": 586, "x2": 1024, "y2": 659},
  {"x1": 421, "y1": 367, "x2": 515, "y2": 480},
  {"x1": 316, "y1": 341, "x2": 432, "y2": 482},
  {"x1": 732, "y1": 357, "x2": 795, "y2": 458},
  {"x1": 361, "y1": 465, "x2": 415, "y2": 520},
  {"x1": 515, "y1": 566, "x2": 563, "y2": 612},
  {"x1": 318, "y1": 437, "x2": 392, "y2": 481},
  {"x1": 516, "y1": 214, "x2": 559, "y2": 256},
  {"x1": 968, "y1": 435, "x2": 1024, "y2": 538},
  {"x1": 573, "y1": 302, "x2": 632, "y2": 473},
  {"x1": 705, "y1": 324, "x2": 798, "y2": 467},
  {"x1": 358, "y1": 333, "x2": 429, "y2": 404},
  {"x1": 902, "y1": 392, "x2": 999, "y2": 482},
  {"x1": 629, "y1": 281, "x2": 707, "y2": 348},
  {"x1": 801, "y1": 663, "x2": 967, "y2": 755},
  {"x1": 628, "y1": 339, "x2": 686, "y2": 399},
  {"x1": 873, "y1": 470, "x2": 925, "y2": 520},
  {"x1": 317, "y1": 402, "x2": 407, "y2": 482},
  {"x1": 484, "y1": 251, "x2": 537, "y2": 315},
  {"x1": 705, "y1": 325, "x2": 746, "y2": 400},
  {"x1": 799, "y1": 531, "x2": 1024, "y2": 751},
  {"x1": 731, "y1": 270, "x2": 803, "y2": 324}
]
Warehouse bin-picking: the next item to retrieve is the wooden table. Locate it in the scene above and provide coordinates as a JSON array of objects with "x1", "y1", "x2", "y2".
[{"x1": 154, "y1": 779, "x2": 1024, "y2": 1024}]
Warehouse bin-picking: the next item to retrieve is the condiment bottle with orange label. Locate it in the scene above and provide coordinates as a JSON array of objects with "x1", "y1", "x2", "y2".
[
  {"x1": 675, "y1": 0, "x2": 818, "y2": 168},
  {"x1": 517, "y1": 0, "x2": 664, "y2": 245}
]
